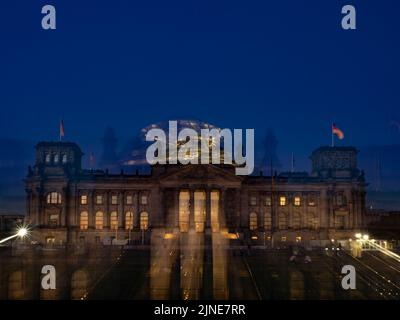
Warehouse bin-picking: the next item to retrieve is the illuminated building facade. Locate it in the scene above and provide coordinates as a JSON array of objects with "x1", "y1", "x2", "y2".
[{"x1": 25, "y1": 142, "x2": 366, "y2": 245}]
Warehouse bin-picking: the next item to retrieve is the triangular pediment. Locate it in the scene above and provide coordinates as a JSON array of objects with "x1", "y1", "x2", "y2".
[{"x1": 157, "y1": 164, "x2": 243, "y2": 186}]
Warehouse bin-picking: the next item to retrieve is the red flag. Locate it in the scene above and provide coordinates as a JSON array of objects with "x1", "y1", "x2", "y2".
[
  {"x1": 60, "y1": 120, "x2": 65, "y2": 140},
  {"x1": 332, "y1": 123, "x2": 344, "y2": 140}
]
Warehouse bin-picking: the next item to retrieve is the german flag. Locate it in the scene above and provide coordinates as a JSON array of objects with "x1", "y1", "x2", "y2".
[{"x1": 332, "y1": 123, "x2": 344, "y2": 140}]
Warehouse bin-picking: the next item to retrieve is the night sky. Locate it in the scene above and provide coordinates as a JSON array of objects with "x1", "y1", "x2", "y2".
[{"x1": 1, "y1": 0, "x2": 400, "y2": 171}]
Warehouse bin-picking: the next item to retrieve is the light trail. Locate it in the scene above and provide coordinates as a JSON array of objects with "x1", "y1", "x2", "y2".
[
  {"x1": 0, "y1": 227, "x2": 29, "y2": 244},
  {"x1": 362, "y1": 239, "x2": 400, "y2": 263}
]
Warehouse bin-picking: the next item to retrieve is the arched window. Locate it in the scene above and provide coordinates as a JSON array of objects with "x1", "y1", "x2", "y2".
[
  {"x1": 249, "y1": 212, "x2": 258, "y2": 230},
  {"x1": 110, "y1": 211, "x2": 118, "y2": 230},
  {"x1": 278, "y1": 212, "x2": 287, "y2": 230},
  {"x1": 95, "y1": 211, "x2": 103, "y2": 230},
  {"x1": 47, "y1": 192, "x2": 62, "y2": 204},
  {"x1": 264, "y1": 211, "x2": 272, "y2": 230},
  {"x1": 140, "y1": 212, "x2": 149, "y2": 230},
  {"x1": 125, "y1": 212, "x2": 133, "y2": 230},
  {"x1": 45, "y1": 154, "x2": 51, "y2": 163},
  {"x1": 80, "y1": 211, "x2": 88, "y2": 230},
  {"x1": 292, "y1": 212, "x2": 301, "y2": 229},
  {"x1": 54, "y1": 154, "x2": 59, "y2": 164},
  {"x1": 62, "y1": 154, "x2": 67, "y2": 164},
  {"x1": 294, "y1": 196, "x2": 301, "y2": 206}
]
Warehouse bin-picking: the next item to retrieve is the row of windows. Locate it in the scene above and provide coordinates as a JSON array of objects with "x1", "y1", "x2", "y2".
[
  {"x1": 249, "y1": 195, "x2": 316, "y2": 207},
  {"x1": 81, "y1": 194, "x2": 148, "y2": 205},
  {"x1": 79, "y1": 211, "x2": 149, "y2": 230},
  {"x1": 45, "y1": 153, "x2": 68, "y2": 164},
  {"x1": 249, "y1": 212, "x2": 319, "y2": 230},
  {"x1": 46, "y1": 192, "x2": 149, "y2": 206}
]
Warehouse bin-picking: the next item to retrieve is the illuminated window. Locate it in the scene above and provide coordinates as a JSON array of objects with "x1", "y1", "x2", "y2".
[
  {"x1": 265, "y1": 196, "x2": 272, "y2": 206},
  {"x1": 110, "y1": 211, "x2": 118, "y2": 230},
  {"x1": 140, "y1": 212, "x2": 149, "y2": 230},
  {"x1": 308, "y1": 194, "x2": 316, "y2": 206},
  {"x1": 49, "y1": 214, "x2": 59, "y2": 227},
  {"x1": 264, "y1": 212, "x2": 272, "y2": 229},
  {"x1": 80, "y1": 211, "x2": 88, "y2": 230},
  {"x1": 62, "y1": 154, "x2": 67, "y2": 164},
  {"x1": 279, "y1": 196, "x2": 286, "y2": 206},
  {"x1": 250, "y1": 196, "x2": 257, "y2": 206},
  {"x1": 111, "y1": 195, "x2": 118, "y2": 205},
  {"x1": 292, "y1": 212, "x2": 301, "y2": 229},
  {"x1": 46, "y1": 236, "x2": 55, "y2": 244},
  {"x1": 278, "y1": 212, "x2": 287, "y2": 229},
  {"x1": 96, "y1": 195, "x2": 103, "y2": 205},
  {"x1": 45, "y1": 154, "x2": 51, "y2": 163},
  {"x1": 281, "y1": 236, "x2": 287, "y2": 242},
  {"x1": 95, "y1": 211, "x2": 103, "y2": 230},
  {"x1": 47, "y1": 192, "x2": 62, "y2": 204},
  {"x1": 141, "y1": 195, "x2": 148, "y2": 205},
  {"x1": 249, "y1": 212, "x2": 258, "y2": 230},
  {"x1": 126, "y1": 195, "x2": 133, "y2": 205},
  {"x1": 125, "y1": 212, "x2": 133, "y2": 230},
  {"x1": 294, "y1": 196, "x2": 301, "y2": 206},
  {"x1": 54, "y1": 154, "x2": 59, "y2": 164},
  {"x1": 179, "y1": 191, "x2": 190, "y2": 232},
  {"x1": 80, "y1": 195, "x2": 88, "y2": 205},
  {"x1": 296, "y1": 236, "x2": 302, "y2": 242}
]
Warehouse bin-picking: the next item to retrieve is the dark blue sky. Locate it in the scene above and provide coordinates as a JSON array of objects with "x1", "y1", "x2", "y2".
[{"x1": 1, "y1": 0, "x2": 400, "y2": 169}]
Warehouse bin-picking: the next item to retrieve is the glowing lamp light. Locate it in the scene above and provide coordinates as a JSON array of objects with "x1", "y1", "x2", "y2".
[
  {"x1": 363, "y1": 234, "x2": 369, "y2": 240},
  {"x1": 355, "y1": 233, "x2": 362, "y2": 239},
  {"x1": 17, "y1": 227, "x2": 28, "y2": 238}
]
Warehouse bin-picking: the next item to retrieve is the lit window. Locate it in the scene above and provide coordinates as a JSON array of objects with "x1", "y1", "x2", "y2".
[
  {"x1": 45, "y1": 154, "x2": 51, "y2": 163},
  {"x1": 110, "y1": 211, "x2": 118, "y2": 230},
  {"x1": 125, "y1": 212, "x2": 133, "y2": 230},
  {"x1": 279, "y1": 196, "x2": 286, "y2": 206},
  {"x1": 126, "y1": 195, "x2": 133, "y2": 205},
  {"x1": 47, "y1": 192, "x2": 62, "y2": 204},
  {"x1": 49, "y1": 214, "x2": 59, "y2": 226},
  {"x1": 54, "y1": 154, "x2": 59, "y2": 164},
  {"x1": 95, "y1": 211, "x2": 103, "y2": 230},
  {"x1": 249, "y1": 212, "x2": 258, "y2": 230},
  {"x1": 265, "y1": 196, "x2": 272, "y2": 206},
  {"x1": 296, "y1": 236, "x2": 302, "y2": 243},
  {"x1": 294, "y1": 196, "x2": 301, "y2": 206},
  {"x1": 250, "y1": 196, "x2": 257, "y2": 206},
  {"x1": 80, "y1": 211, "x2": 88, "y2": 230},
  {"x1": 80, "y1": 195, "x2": 88, "y2": 205},
  {"x1": 62, "y1": 154, "x2": 67, "y2": 164},
  {"x1": 141, "y1": 195, "x2": 148, "y2": 205},
  {"x1": 281, "y1": 236, "x2": 287, "y2": 242},
  {"x1": 140, "y1": 212, "x2": 149, "y2": 230},
  {"x1": 111, "y1": 195, "x2": 118, "y2": 205},
  {"x1": 46, "y1": 237, "x2": 55, "y2": 244},
  {"x1": 96, "y1": 195, "x2": 103, "y2": 205}
]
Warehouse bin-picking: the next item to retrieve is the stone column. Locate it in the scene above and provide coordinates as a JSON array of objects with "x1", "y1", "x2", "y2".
[
  {"x1": 89, "y1": 191, "x2": 94, "y2": 229},
  {"x1": 61, "y1": 187, "x2": 67, "y2": 227},
  {"x1": 135, "y1": 192, "x2": 140, "y2": 228},
  {"x1": 219, "y1": 188, "x2": 226, "y2": 229},
  {"x1": 189, "y1": 189, "x2": 195, "y2": 229},
  {"x1": 118, "y1": 191, "x2": 124, "y2": 229},
  {"x1": 206, "y1": 189, "x2": 211, "y2": 228},
  {"x1": 104, "y1": 191, "x2": 109, "y2": 229}
]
